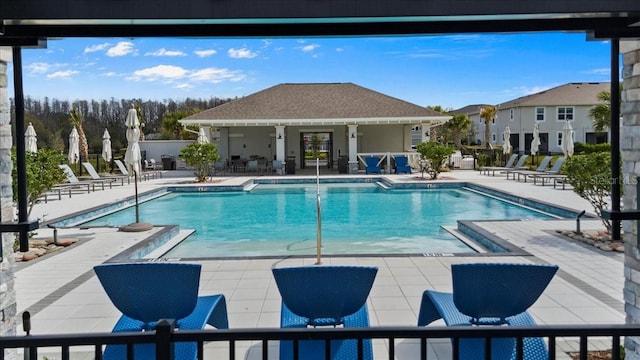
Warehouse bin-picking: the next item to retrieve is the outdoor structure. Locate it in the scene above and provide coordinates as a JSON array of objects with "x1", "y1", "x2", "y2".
[
  {"x1": 460, "y1": 82, "x2": 611, "y2": 153},
  {"x1": 178, "y1": 83, "x2": 450, "y2": 173},
  {"x1": 1, "y1": 0, "x2": 640, "y2": 357}
]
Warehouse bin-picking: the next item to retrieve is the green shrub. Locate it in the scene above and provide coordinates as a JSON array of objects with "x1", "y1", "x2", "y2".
[
  {"x1": 179, "y1": 143, "x2": 220, "y2": 182},
  {"x1": 416, "y1": 141, "x2": 455, "y2": 179},
  {"x1": 11, "y1": 148, "x2": 67, "y2": 217},
  {"x1": 564, "y1": 152, "x2": 621, "y2": 232},
  {"x1": 573, "y1": 142, "x2": 611, "y2": 154}
]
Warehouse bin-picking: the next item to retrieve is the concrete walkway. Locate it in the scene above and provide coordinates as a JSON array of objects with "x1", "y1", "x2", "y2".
[{"x1": 15, "y1": 169, "x2": 624, "y2": 359}]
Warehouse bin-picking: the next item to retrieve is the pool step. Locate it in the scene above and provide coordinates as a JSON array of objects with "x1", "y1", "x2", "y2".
[{"x1": 143, "y1": 229, "x2": 195, "y2": 259}]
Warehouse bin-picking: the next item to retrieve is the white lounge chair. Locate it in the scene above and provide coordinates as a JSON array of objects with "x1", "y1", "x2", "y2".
[{"x1": 82, "y1": 162, "x2": 128, "y2": 186}]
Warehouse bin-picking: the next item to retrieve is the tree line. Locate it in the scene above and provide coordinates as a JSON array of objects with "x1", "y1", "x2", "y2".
[{"x1": 9, "y1": 96, "x2": 234, "y2": 154}]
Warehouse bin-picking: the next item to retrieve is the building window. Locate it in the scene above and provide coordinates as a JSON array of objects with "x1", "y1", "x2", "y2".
[
  {"x1": 491, "y1": 133, "x2": 496, "y2": 142},
  {"x1": 510, "y1": 109, "x2": 514, "y2": 121},
  {"x1": 557, "y1": 132, "x2": 563, "y2": 147},
  {"x1": 557, "y1": 107, "x2": 574, "y2": 121},
  {"x1": 535, "y1": 107, "x2": 545, "y2": 121}
]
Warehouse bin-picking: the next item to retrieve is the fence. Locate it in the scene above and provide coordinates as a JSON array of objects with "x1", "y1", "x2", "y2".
[{"x1": 2, "y1": 322, "x2": 637, "y2": 360}]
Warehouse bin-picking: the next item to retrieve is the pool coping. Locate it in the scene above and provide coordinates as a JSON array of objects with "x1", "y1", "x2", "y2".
[{"x1": 46, "y1": 177, "x2": 595, "y2": 261}]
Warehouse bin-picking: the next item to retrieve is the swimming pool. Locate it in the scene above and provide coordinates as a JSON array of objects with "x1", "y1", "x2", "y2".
[{"x1": 81, "y1": 183, "x2": 554, "y2": 258}]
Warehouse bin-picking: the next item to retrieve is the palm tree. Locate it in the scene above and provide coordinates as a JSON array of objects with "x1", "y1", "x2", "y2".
[
  {"x1": 479, "y1": 105, "x2": 497, "y2": 149},
  {"x1": 589, "y1": 86, "x2": 623, "y2": 133},
  {"x1": 445, "y1": 114, "x2": 471, "y2": 149},
  {"x1": 589, "y1": 90, "x2": 611, "y2": 133},
  {"x1": 69, "y1": 104, "x2": 89, "y2": 163}
]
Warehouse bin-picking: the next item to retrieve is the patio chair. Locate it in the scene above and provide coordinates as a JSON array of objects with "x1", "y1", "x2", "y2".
[
  {"x1": 212, "y1": 159, "x2": 227, "y2": 175},
  {"x1": 113, "y1": 159, "x2": 155, "y2": 181},
  {"x1": 94, "y1": 262, "x2": 228, "y2": 360},
  {"x1": 272, "y1": 265, "x2": 378, "y2": 360},
  {"x1": 81, "y1": 162, "x2": 128, "y2": 187},
  {"x1": 39, "y1": 165, "x2": 94, "y2": 202},
  {"x1": 481, "y1": 154, "x2": 529, "y2": 176},
  {"x1": 57, "y1": 164, "x2": 105, "y2": 191},
  {"x1": 418, "y1": 263, "x2": 558, "y2": 360},
  {"x1": 507, "y1": 155, "x2": 552, "y2": 181},
  {"x1": 394, "y1": 155, "x2": 412, "y2": 174},
  {"x1": 531, "y1": 157, "x2": 567, "y2": 186},
  {"x1": 271, "y1": 159, "x2": 284, "y2": 175},
  {"x1": 479, "y1": 154, "x2": 518, "y2": 176},
  {"x1": 247, "y1": 159, "x2": 258, "y2": 173},
  {"x1": 364, "y1": 156, "x2": 381, "y2": 174}
]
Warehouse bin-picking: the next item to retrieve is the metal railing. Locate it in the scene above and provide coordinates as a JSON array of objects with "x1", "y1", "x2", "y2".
[{"x1": 2, "y1": 323, "x2": 638, "y2": 360}]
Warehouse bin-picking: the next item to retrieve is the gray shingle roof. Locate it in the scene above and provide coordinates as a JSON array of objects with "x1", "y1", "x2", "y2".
[
  {"x1": 183, "y1": 83, "x2": 445, "y2": 121},
  {"x1": 498, "y1": 82, "x2": 611, "y2": 108},
  {"x1": 450, "y1": 104, "x2": 490, "y2": 116}
]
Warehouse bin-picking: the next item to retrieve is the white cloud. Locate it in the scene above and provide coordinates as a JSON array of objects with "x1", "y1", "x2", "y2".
[
  {"x1": 27, "y1": 62, "x2": 52, "y2": 74},
  {"x1": 336, "y1": 47, "x2": 344, "y2": 52},
  {"x1": 194, "y1": 49, "x2": 217, "y2": 58},
  {"x1": 175, "y1": 83, "x2": 194, "y2": 89},
  {"x1": 261, "y1": 40, "x2": 272, "y2": 48},
  {"x1": 145, "y1": 48, "x2": 187, "y2": 57},
  {"x1": 129, "y1": 64, "x2": 246, "y2": 86},
  {"x1": 47, "y1": 70, "x2": 79, "y2": 79},
  {"x1": 502, "y1": 84, "x2": 557, "y2": 98},
  {"x1": 100, "y1": 72, "x2": 118, "y2": 77},
  {"x1": 228, "y1": 48, "x2": 258, "y2": 59},
  {"x1": 131, "y1": 65, "x2": 189, "y2": 81},
  {"x1": 189, "y1": 67, "x2": 245, "y2": 83},
  {"x1": 301, "y1": 44, "x2": 319, "y2": 52},
  {"x1": 84, "y1": 42, "x2": 111, "y2": 54},
  {"x1": 584, "y1": 68, "x2": 610, "y2": 76},
  {"x1": 106, "y1": 42, "x2": 137, "y2": 57}
]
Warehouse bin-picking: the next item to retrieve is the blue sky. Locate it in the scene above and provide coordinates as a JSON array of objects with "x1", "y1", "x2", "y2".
[{"x1": 7, "y1": 32, "x2": 613, "y2": 110}]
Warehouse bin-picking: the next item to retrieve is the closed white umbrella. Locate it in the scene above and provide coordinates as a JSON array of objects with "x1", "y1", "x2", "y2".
[
  {"x1": 122, "y1": 107, "x2": 151, "y2": 231},
  {"x1": 25, "y1": 122, "x2": 37, "y2": 153},
  {"x1": 197, "y1": 127, "x2": 209, "y2": 144},
  {"x1": 102, "y1": 129, "x2": 112, "y2": 162},
  {"x1": 561, "y1": 121, "x2": 574, "y2": 157},
  {"x1": 124, "y1": 108, "x2": 142, "y2": 175},
  {"x1": 502, "y1": 126, "x2": 512, "y2": 155},
  {"x1": 68, "y1": 127, "x2": 80, "y2": 164},
  {"x1": 530, "y1": 123, "x2": 540, "y2": 156}
]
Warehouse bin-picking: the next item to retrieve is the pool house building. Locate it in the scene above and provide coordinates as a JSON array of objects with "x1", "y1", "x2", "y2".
[{"x1": 178, "y1": 83, "x2": 451, "y2": 173}]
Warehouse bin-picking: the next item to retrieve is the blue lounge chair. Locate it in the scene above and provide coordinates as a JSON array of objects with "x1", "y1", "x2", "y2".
[
  {"x1": 394, "y1": 155, "x2": 412, "y2": 174},
  {"x1": 418, "y1": 263, "x2": 558, "y2": 360},
  {"x1": 364, "y1": 156, "x2": 381, "y2": 174},
  {"x1": 272, "y1": 265, "x2": 378, "y2": 360},
  {"x1": 94, "y1": 263, "x2": 228, "y2": 360}
]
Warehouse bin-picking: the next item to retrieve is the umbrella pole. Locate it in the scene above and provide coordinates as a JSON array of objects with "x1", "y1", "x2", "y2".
[{"x1": 134, "y1": 171, "x2": 140, "y2": 223}]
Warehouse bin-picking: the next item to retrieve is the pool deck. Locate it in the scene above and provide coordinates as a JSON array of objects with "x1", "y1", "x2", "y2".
[{"x1": 16, "y1": 169, "x2": 624, "y2": 359}]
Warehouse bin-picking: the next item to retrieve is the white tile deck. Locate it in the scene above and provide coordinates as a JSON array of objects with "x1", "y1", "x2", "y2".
[{"x1": 15, "y1": 168, "x2": 625, "y2": 359}]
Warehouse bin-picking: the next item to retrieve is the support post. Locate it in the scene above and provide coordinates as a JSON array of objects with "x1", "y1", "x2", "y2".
[{"x1": 610, "y1": 38, "x2": 621, "y2": 241}]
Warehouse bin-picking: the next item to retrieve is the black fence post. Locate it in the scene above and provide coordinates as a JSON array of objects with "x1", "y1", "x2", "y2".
[{"x1": 155, "y1": 319, "x2": 175, "y2": 360}]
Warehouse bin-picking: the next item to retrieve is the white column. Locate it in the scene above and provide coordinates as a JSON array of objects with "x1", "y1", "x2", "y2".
[
  {"x1": 421, "y1": 123, "x2": 431, "y2": 143},
  {"x1": 202, "y1": 126, "x2": 212, "y2": 143},
  {"x1": 348, "y1": 125, "x2": 358, "y2": 173},
  {"x1": 275, "y1": 125, "x2": 286, "y2": 161}
]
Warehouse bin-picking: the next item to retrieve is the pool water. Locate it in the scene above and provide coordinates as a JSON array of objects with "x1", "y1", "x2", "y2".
[{"x1": 82, "y1": 184, "x2": 553, "y2": 258}]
